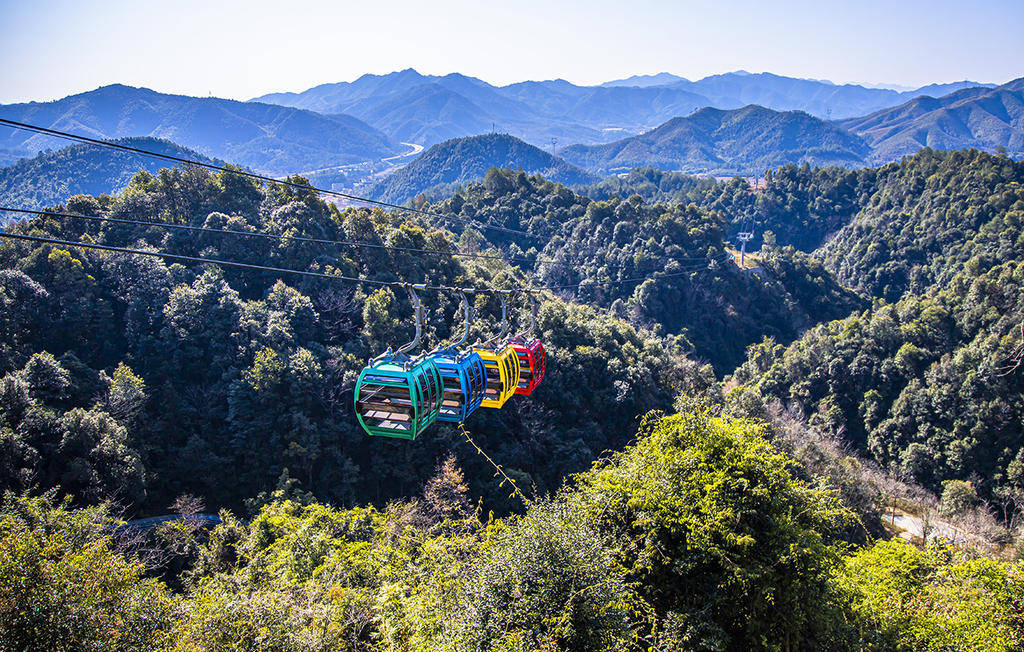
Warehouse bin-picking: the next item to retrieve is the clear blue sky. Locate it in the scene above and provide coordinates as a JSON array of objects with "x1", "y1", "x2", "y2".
[{"x1": 1, "y1": 0, "x2": 1021, "y2": 103}]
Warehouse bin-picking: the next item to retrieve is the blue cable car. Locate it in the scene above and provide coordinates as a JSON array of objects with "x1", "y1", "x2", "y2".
[{"x1": 429, "y1": 290, "x2": 487, "y2": 423}]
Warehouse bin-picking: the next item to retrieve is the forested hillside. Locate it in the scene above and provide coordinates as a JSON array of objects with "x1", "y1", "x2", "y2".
[
  {"x1": 734, "y1": 260, "x2": 1024, "y2": 502},
  {"x1": 0, "y1": 137, "x2": 220, "y2": 209},
  {"x1": 368, "y1": 133, "x2": 597, "y2": 204},
  {"x1": 576, "y1": 163, "x2": 872, "y2": 251},
  {"x1": 5, "y1": 409, "x2": 1021, "y2": 649},
  {"x1": 0, "y1": 167, "x2": 703, "y2": 516},
  {"x1": 3, "y1": 148, "x2": 1024, "y2": 650},
  {"x1": 727, "y1": 149, "x2": 1024, "y2": 506},
  {"x1": 431, "y1": 168, "x2": 862, "y2": 371},
  {"x1": 841, "y1": 77, "x2": 1024, "y2": 162},
  {"x1": 579, "y1": 148, "x2": 1024, "y2": 273},
  {"x1": 819, "y1": 148, "x2": 1024, "y2": 300},
  {"x1": 571, "y1": 147, "x2": 1024, "y2": 507},
  {"x1": 0, "y1": 161, "x2": 869, "y2": 516}
]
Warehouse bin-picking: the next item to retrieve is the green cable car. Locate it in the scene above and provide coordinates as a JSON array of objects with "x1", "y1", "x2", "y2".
[{"x1": 355, "y1": 285, "x2": 443, "y2": 440}]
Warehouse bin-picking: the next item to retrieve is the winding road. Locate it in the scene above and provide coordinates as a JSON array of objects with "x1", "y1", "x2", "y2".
[
  {"x1": 383, "y1": 141, "x2": 424, "y2": 163},
  {"x1": 283, "y1": 142, "x2": 424, "y2": 180}
]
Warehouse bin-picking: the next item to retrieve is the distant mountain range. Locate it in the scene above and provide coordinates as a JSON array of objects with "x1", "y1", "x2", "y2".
[
  {"x1": 840, "y1": 77, "x2": 1024, "y2": 162},
  {"x1": 252, "y1": 69, "x2": 995, "y2": 149},
  {"x1": 0, "y1": 71, "x2": 1018, "y2": 205},
  {"x1": 559, "y1": 105, "x2": 870, "y2": 175},
  {"x1": 367, "y1": 133, "x2": 597, "y2": 204},
  {"x1": 0, "y1": 85, "x2": 401, "y2": 174},
  {"x1": 0, "y1": 137, "x2": 221, "y2": 212},
  {"x1": 254, "y1": 70, "x2": 607, "y2": 147},
  {"x1": 664, "y1": 73, "x2": 989, "y2": 120}
]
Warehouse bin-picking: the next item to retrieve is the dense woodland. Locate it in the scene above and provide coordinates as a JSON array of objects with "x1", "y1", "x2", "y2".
[
  {"x1": 573, "y1": 149, "x2": 1024, "y2": 503},
  {"x1": 0, "y1": 138, "x2": 219, "y2": 211},
  {"x1": 734, "y1": 259, "x2": 1024, "y2": 502},
  {"x1": 2, "y1": 148, "x2": 1024, "y2": 649},
  {"x1": 0, "y1": 167, "x2": 704, "y2": 516},
  {"x1": 3, "y1": 414, "x2": 1021, "y2": 650},
  {"x1": 432, "y1": 168, "x2": 862, "y2": 371},
  {"x1": 576, "y1": 163, "x2": 872, "y2": 252}
]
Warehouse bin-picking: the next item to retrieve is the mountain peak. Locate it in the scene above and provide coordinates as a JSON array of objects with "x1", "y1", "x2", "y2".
[
  {"x1": 352, "y1": 68, "x2": 425, "y2": 84},
  {"x1": 560, "y1": 105, "x2": 868, "y2": 175},
  {"x1": 601, "y1": 72, "x2": 689, "y2": 88},
  {"x1": 95, "y1": 83, "x2": 138, "y2": 92},
  {"x1": 368, "y1": 132, "x2": 596, "y2": 203},
  {"x1": 89, "y1": 83, "x2": 160, "y2": 97},
  {"x1": 1001, "y1": 76, "x2": 1024, "y2": 91},
  {"x1": 840, "y1": 76, "x2": 1024, "y2": 162}
]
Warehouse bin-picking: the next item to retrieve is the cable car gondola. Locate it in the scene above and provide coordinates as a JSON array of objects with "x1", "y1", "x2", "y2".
[
  {"x1": 508, "y1": 291, "x2": 546, "y2": 396},
  {"x1": 473, "y1": 291, "x2": 521, "y2": 409},
  {"x1": 355, "y1": 284, "x2": 443, "y2": 440},
  {"x1": 429, "y1": 289, "x2": 487, "y2": 423}
]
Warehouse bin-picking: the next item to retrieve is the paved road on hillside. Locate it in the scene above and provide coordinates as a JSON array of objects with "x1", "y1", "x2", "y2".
[
  {"x1": 382, "y1": 142, "x2": 424, "y2": 163},
  {"x1": 890, "y1": 512, "x2": 962, "y2": 544}
]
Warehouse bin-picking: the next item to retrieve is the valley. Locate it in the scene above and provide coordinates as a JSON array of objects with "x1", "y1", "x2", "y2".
[
  {"x1": 3, "y1": 144, "x2": 1023, "y2": 647},
  {"x1": 1, "y1": 44, "x2": 1023, "y2": 649}
]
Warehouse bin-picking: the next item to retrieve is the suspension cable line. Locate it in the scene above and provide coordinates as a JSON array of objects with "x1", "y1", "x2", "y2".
[
  {"x1": 0, "y1": 206, "x2": 712, "y2": 272},
  {"x1": 456, "y1": 422, "x2": 529, "y2": 506},
  {"x1": 0, "y1": 230, "x2": 394, "y2": 286},
  {"x1": 0, "y1": 231, "x2": 709, "y2": 293}
]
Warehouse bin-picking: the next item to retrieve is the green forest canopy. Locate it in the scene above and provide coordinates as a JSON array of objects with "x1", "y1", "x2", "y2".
[
  {"x1": 4, "y1": 410, "x2": 1022, "y2": 650},
  {"x1": 2, "y1": 146, "x2": 1024, "y2": 649}
]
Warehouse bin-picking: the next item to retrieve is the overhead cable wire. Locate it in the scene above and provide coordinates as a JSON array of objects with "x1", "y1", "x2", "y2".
[
  {"x1": 0, "y1": 117, "x2": 538, "y2": 239},
  {"x1": 0, "y1": 206, "x2": 546, "y2": 267},
  {"x1": 0, "y1": 231, "x2": 710, "y2": 292},
  {"x1": 0, "y1": 206, "x2": 712, "y2": 272},
  {"x1": 0, "y1": 230, "x2": 399, "y2": 286},
  {"x1": 457, "y1": 422, "x2": 530, "y2": 505},
  {"x1": 0, "y1": 118, "x2": 738, "y2": 254},
  {"x1": 542, "y1": 263, "x2": 709, "y2": 290}
]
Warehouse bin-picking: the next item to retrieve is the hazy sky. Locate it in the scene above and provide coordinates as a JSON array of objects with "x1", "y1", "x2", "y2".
[{"x1": 1, "y1": 0, "x2": 1021, "y2": 103}]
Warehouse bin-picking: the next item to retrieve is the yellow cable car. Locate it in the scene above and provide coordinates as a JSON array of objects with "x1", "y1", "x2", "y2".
[
  {"x1": 474, "y1": 344, "x2": 520, "y2": 408},
  {"x1": 473, "y1": 291, "x2": 520, "y2": 409}
]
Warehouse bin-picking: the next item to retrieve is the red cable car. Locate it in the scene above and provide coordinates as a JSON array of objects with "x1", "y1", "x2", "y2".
[
  {"x1": 508, "y1": 292, "x2": 546, "y2": 396},
  {"x1": 509, "y1": 337, "x2": 546, "y2": 395}
]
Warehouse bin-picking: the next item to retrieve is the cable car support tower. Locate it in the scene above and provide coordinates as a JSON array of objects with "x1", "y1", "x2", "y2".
[{"x1": 737, "y1": 230, "x2": 754, "y2": 268}]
